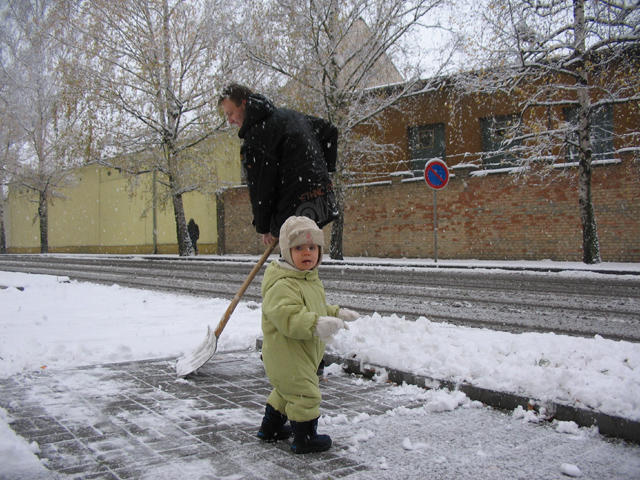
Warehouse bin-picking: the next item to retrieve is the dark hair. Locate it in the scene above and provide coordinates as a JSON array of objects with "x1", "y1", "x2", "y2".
[{"x1": 218, "y1": 83, "x2": 253, "y2": 106}]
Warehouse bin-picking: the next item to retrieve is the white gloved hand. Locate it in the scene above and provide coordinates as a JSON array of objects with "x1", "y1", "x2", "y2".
[
  {"x1": 337, "y1": 308, "x2": 360, "y2": 322},
  {"x1": 314, "y1": 316, "x2": 347, "y2": 342}
]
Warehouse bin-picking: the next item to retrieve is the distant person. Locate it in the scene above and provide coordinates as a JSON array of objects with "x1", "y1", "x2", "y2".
[
  {"x1": 218, "y1": 83, "x2": 339, "y2": 246},
  {"x1": 187, "y1": 218, "x2": 199, "y2": 255},
  {"x1": 257, "y1": 216, "x2": 360, "y2": 453}
]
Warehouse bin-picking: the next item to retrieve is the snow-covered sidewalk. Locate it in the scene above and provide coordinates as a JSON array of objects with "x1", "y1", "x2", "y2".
[
  {"x1": 1, "y1": 270, "x2": 640, "y2": 477},
  {"x1": 2, "y1": 270, "x2": 639, "y2": 420},
  {"x1": 4, "y1": 350, "x2": 640, "y2": 480}
]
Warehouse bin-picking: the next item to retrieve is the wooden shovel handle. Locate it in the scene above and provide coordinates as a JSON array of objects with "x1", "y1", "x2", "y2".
[{"x1": 214, "y1": 238, "x2": 278, "y2": 338}]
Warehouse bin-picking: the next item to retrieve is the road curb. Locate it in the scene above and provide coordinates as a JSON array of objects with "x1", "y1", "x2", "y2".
[{"x1": 320, "y1": 350, "x2": 640, "y2": 444}]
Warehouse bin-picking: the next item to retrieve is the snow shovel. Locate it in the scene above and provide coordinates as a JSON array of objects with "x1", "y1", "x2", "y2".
[{"x1": 176, "y1": 239, "x2": 278, "y2": 377}]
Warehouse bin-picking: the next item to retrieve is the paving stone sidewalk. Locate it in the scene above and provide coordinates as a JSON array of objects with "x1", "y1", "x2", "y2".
[
  {"x1": 2, "y1": 351, "x2": 640, "y2": 480},
  {"x1": 0, "y1": 351, "x2": 412, "y2": 479}
]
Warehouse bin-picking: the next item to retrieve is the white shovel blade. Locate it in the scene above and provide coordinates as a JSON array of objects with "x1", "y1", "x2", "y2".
[{"x1": 175, "y1": 326, "x2": 218, "y2": 377}]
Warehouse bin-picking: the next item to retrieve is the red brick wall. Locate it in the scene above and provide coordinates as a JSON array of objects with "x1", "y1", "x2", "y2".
[
  {"x1": 216, "y1": 186, "x2": 265, "y2": 254},
  {"x1": 220, "y1": 161, "x2": 640, "y2": 261}
]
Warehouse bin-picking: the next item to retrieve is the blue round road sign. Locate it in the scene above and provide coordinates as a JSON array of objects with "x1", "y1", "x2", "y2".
[{"x1": 424, "y1": 159, "x2": 449, "y2": 190}]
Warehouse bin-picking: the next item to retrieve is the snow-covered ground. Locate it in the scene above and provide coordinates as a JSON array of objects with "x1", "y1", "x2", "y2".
[{"x1": 1, "y1": 268, "x2": 639, "y2": 478}]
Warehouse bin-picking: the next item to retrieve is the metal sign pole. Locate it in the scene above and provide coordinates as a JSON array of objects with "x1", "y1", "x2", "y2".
[
  {"x1": 433, "y1": 190, "x2": 438, "y2": 264},
  {"x1": 424, "y1": 159, "x2": 448, "y2": 266}
]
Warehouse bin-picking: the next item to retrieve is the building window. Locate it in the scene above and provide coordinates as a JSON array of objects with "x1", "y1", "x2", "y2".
[
  {"x1": 480, "y1": 114, "x2": 520, "y2": 168},
  {"x1": 408, "y1": 123, "x2": 445, "y2": 173},
  {"x1": 563, "y1": 104, "x2": 614, "y2": 161}
]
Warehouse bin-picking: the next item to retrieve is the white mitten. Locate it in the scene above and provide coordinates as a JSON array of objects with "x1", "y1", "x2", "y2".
[
  {"x1": 314, "y1": 316, "x2": 346, "y2": 342},
  {"x1": 337, "y1": 308, "x2": 360, "y2": 322}
]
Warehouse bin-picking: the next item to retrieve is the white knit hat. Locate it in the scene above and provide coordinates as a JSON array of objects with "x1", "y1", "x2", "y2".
[{"x1": 279, "y1": 216, "x2": 324, "y2": 267}]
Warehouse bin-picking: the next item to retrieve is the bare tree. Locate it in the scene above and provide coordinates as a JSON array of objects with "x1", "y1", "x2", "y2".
[
  {"x1": 239, "y1": 0, "x2": 454, "y2": 259},
  {"x1": 64, "y1": 0, "x2": 238, "y2": 255},
  {"x1": 454, "y1": 0, "x2": 640, "y2": 263},
  {"x1": 0, "y1": 0, "x2": 87, "y2": 253}
]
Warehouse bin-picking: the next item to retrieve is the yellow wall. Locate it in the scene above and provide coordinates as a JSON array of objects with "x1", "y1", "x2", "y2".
[
  {"x1": 6, "y1": 188, "x2": 41, "y2": 250},
  {"x1": 6, "y1": 131, "x2": 242, "y2": 254}
]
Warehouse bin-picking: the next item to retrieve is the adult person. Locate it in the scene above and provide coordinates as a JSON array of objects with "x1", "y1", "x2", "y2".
[
  {"x1": 218, "y1": 83, "x2": 339, "y2": 245},
  {"x1": 187, "y1": 218, "x2": 199, "y2": 255}
]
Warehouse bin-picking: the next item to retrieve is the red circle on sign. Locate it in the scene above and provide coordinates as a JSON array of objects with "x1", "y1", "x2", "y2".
[{"x1": 424, "y1": 159, "x2": 449, "y2": 190}]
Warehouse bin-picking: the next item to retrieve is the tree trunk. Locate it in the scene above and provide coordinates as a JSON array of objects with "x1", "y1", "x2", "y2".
[
  {"x1": 329, "y1": 209, "x2": 344, "y2": 260},
  {"x1": 328, "y1": 164, "x2": 346, "y2": 260},
  {"x1": 578, "y1": 154, "x2": 600, "y2": 264},
  {"x1": 152, "y1": 168, "x2": 158, "y2": 254},
  {"x1": 576, "y1": 89, "x2": 601, "y2": 263},
  {"x1": 167, "y1": 151, "x2": 193, "y2": 256},
  {"x1": 324, "y1": 5, "x2": 346, "y2": 261},
  {"x1": 166, "y1": 143, "x2": 193, "y2": 256},
  {"x1": 171, "y1": 189, "x2": 193, "y2": 256},
  {"x1": 574, "y1": 0, "x2": 601, "y2": 264},
  {"x1": 0, "y1": 153, "x2": 6, "y2": 253},
  {"x1": 0, "y1": 192, "x2": 6, "y2": 254},
  {"x1": 38, "y1": 190, "x2": 48, "y2": 254},
  {"x1": 329, "y1": 164, "x2": 345, "y2": 260},
  {"x1": 329, "y1": 170, "x2": 345, "y2": 260}
]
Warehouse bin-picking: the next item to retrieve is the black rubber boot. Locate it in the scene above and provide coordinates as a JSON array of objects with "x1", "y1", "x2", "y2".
[
  {"x1": 257, "y1": 404, "x2": 292, "y2": 442},
  {"x1": 290, "y1": 418, "x2": 332, "y2": 454}
]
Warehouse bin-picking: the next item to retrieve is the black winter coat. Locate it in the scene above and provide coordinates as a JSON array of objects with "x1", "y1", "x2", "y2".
[{"x1": 238, "y1": 94, "x2": 338, "y2": 237}]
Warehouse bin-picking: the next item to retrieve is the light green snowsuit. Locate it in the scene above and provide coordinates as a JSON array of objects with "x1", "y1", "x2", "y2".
[{"x1": 261, "y1": 260, "x2": 339, "y2": 421}]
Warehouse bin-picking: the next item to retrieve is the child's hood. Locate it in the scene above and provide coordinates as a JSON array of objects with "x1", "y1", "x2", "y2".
[{"x1": 279, "y1": 216, "x2": 324, "y2": 267}]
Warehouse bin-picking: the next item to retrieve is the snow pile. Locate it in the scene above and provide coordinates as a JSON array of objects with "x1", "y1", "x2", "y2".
[
  {"x1": 328, "y1": 313, "x2": 640, "y2": 420},
  {"x1": 560, "y1": 463, "x2": 583, "y2": 477},
  {"x1": 0, "y1": 407, "x2": 51, "y2": 480},
  {"x1": 318, "y1": 381, "x2": 482, "y2": 455},
  {"x1": 0, "y1": 272, "x2": 261, "y2": 378}
]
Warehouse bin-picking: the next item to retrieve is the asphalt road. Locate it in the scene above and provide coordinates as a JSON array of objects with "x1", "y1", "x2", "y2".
[{"x1": 1, "y1": 253, "x2": 639, "y2": 342}]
